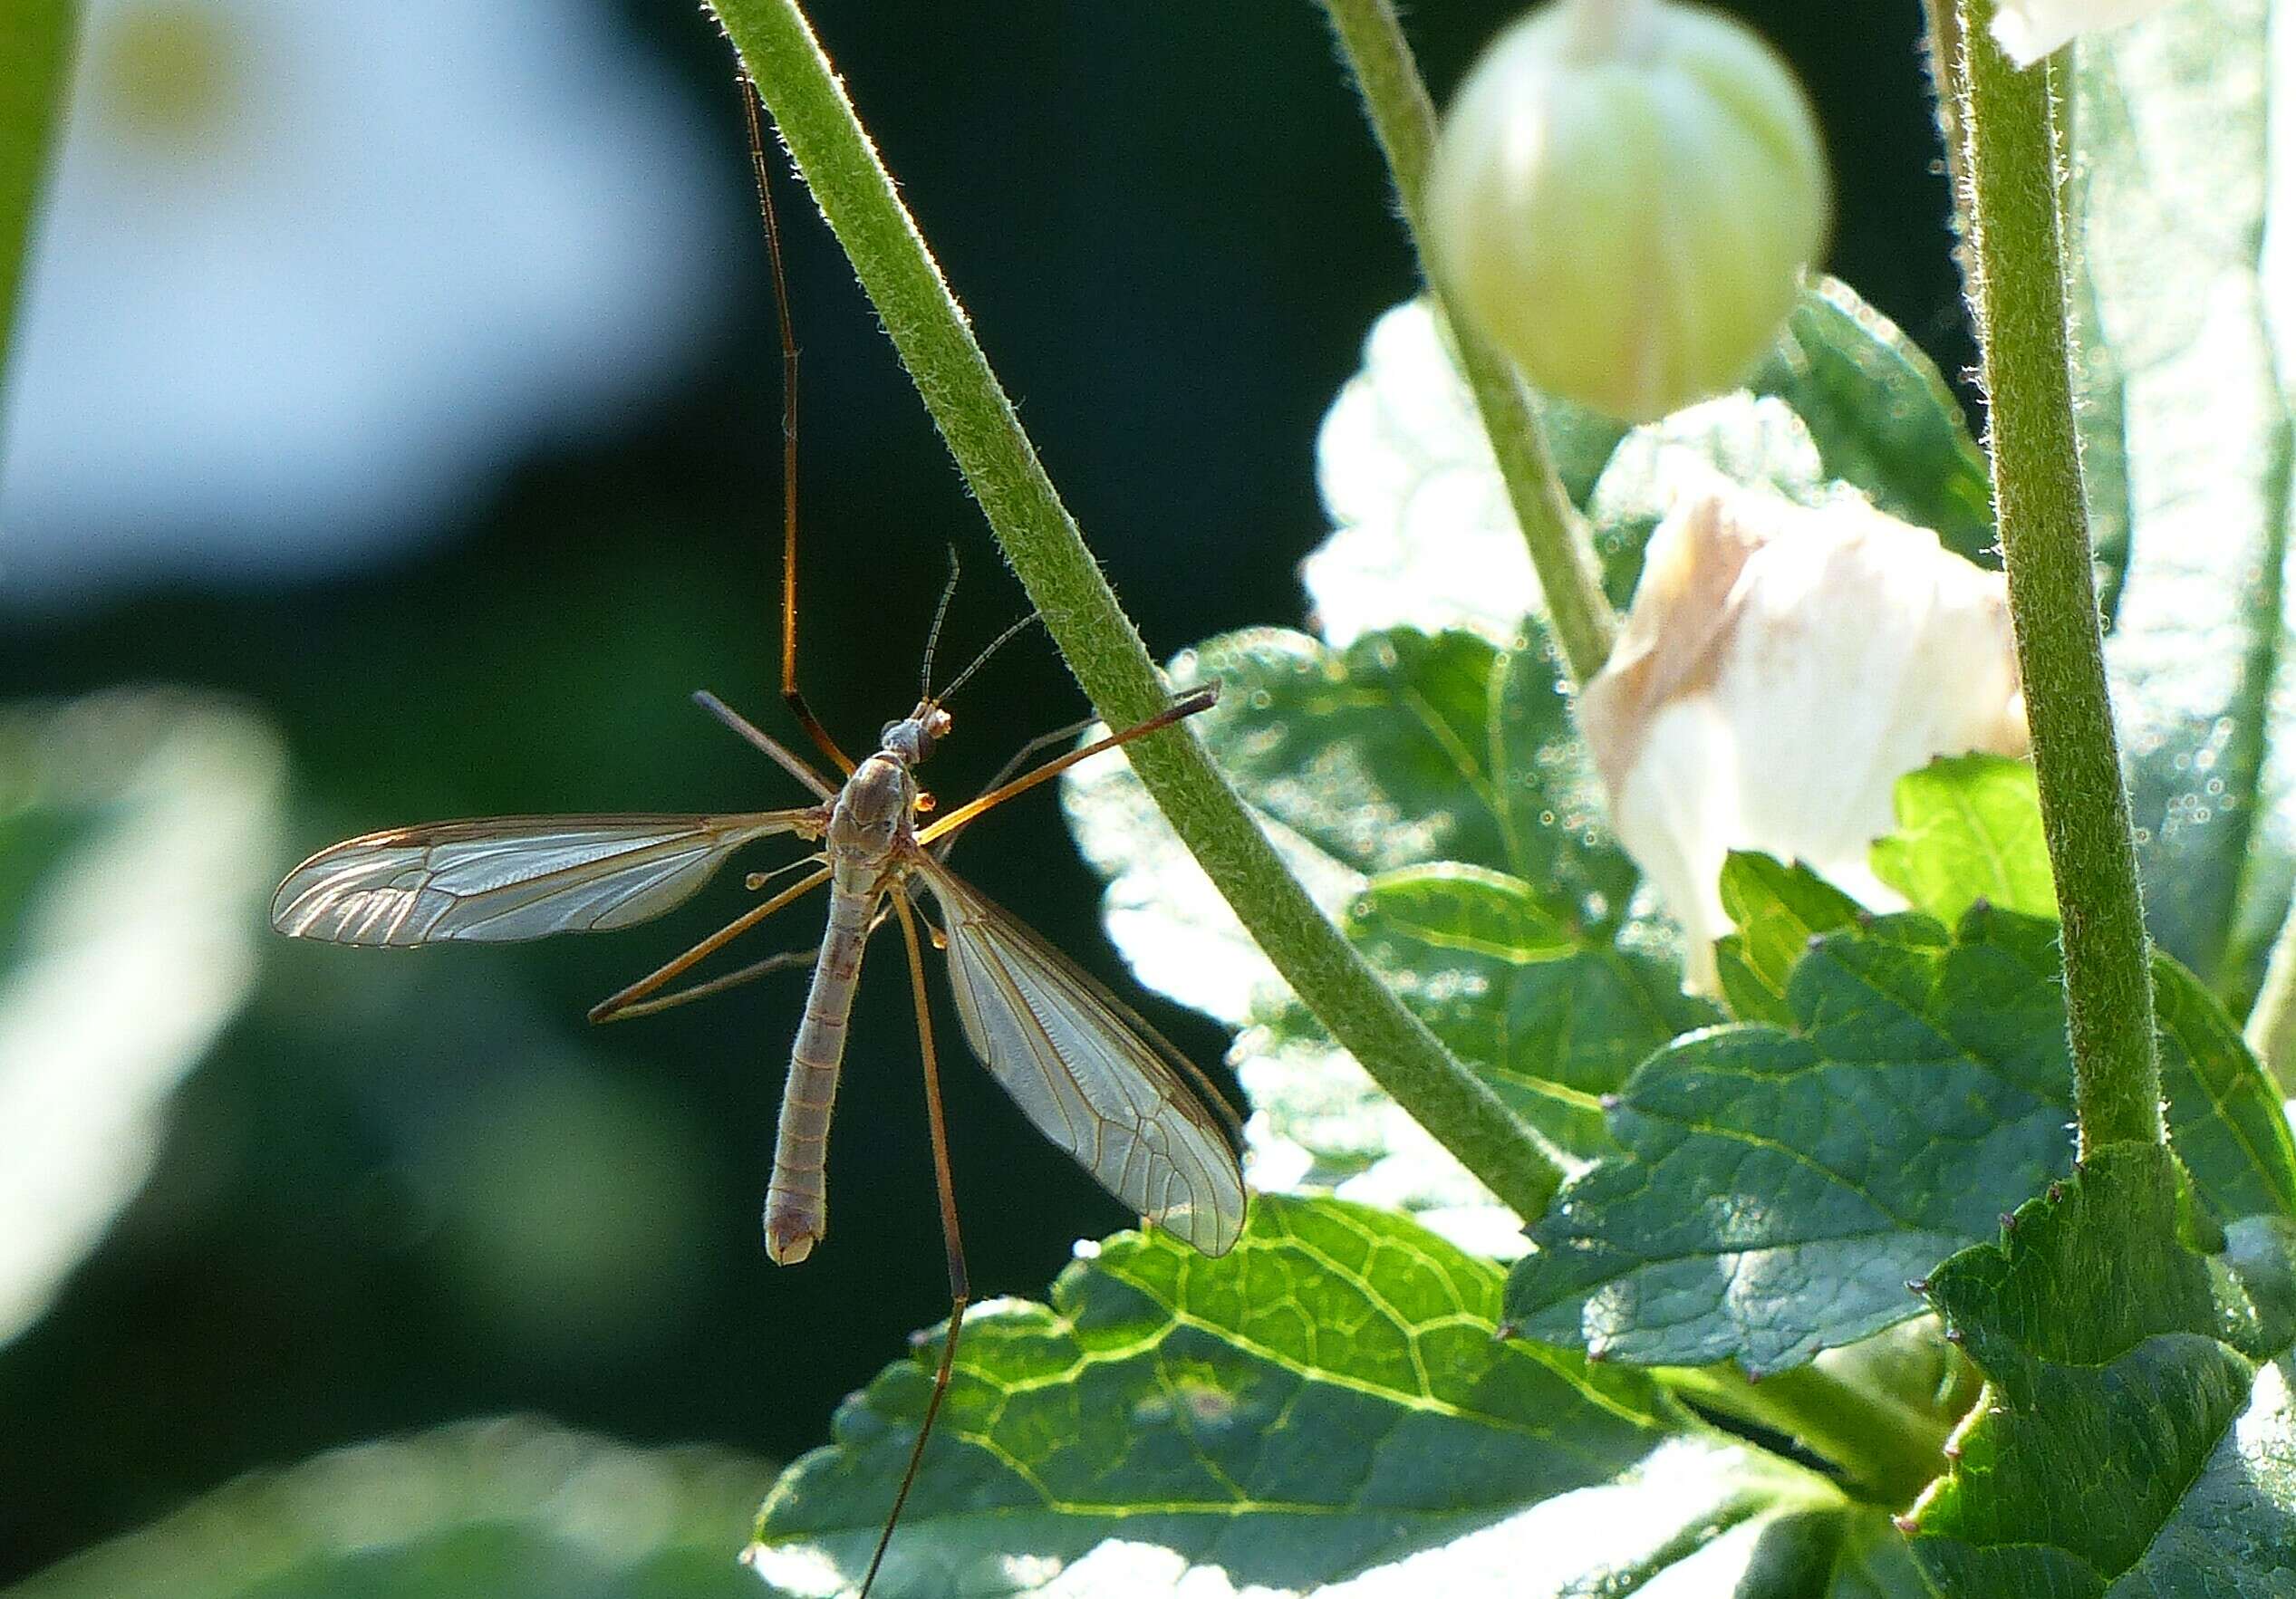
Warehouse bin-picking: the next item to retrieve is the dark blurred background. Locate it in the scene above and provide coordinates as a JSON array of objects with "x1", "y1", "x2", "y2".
[{"x1": 0, "y1": 0, "x2": 1970, "y2": 1583}]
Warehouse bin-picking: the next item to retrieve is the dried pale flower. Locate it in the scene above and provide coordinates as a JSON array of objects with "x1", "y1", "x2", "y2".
[
  {"x1": 1990, "y1": 0, "x2": 2177, "y2": 67},
  {"x1": 1424, "y1": 0, "x2": 1829, "y2": 422},
  {"x1": 1580, "y1": 485, "x2": 2029, "y2": 991}
]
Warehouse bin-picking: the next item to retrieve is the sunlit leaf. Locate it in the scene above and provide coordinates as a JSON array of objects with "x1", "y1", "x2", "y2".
[
  {"x1": 1061, "y1": 626, "x2": 1642, "y2": 1242},
  {"x1": 748, "y1": 1193, "x2": 1905, "y2": 1599},
  {"x1": 1712, "y1": 852, "x2": 1864, "y2": 1027},
  {"x1": 1868, "y1": 756, "x2": 2055, "y2": 927},
  {"x1": 2155, "y1": 957, "x2": 2296, "y2": 1225},
  {"x1": 1507, "y1": 906, "x2": 2296, "y2": 1375},
  {"x1": 1742, "y1": 279, "x2": 1994, "y2": 570},
  {"x1": 1910, "y1": 1143, "x2": 2296, "y2": 1595},
  {"x1": 0, "y1": 689, "x2": 284, "y2": 1346},
  {"x1": 1335, "y1": 863, "x2": 1714, "y2": 1163},
  {"x1": 3, "y1": 1415, "x2": 771, "y2": 1599},
  {"x1": 2077, "y1": 0, "x2": 2296, "y2": 984}
]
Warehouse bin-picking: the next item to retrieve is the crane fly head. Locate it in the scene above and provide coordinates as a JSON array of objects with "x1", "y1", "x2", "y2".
[{"x1": 881, "y1": 700, "x2": 953, "y2": 766}]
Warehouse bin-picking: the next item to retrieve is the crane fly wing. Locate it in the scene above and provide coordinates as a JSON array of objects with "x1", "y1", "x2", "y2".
[
  {"x1": 911, "y1": 855, "x2": 1246, "y2": 1257},
  {"x1": 272, "y1": 812, "x2": 815, "y2": 948}
]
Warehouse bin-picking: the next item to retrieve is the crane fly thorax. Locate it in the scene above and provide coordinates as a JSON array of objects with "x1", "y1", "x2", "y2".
[{"x1": 825, "y1": 752, "x2": 919, "y2": 863}]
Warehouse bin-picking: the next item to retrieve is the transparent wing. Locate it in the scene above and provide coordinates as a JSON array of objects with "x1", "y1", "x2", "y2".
[
  {"x1": 272, "y1": 812, "x2": 815, "y2": 947},
  {"x1": 912, "y1": 854, "x2": 1245, "y2": 1257}
]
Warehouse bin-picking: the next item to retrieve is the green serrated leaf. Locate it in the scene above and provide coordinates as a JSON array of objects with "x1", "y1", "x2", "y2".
[
  {"x1": 2155, "y1": 958, "x2": 2296, "y2": 1224},
  {"x1": 1356, "y1": 862, "x2": 1578, "y2": 959},
  {"x1": 1910, "y1": 1143, "x2": 2296, "y2": 1596},
  {"x1": 1745, "y1": 279, "x2": 1995, "y2": 571},
  {"x1": 749, "y1": 1193, "x2": 1886, "y2": 1598},
  {"x1": 1870, "y1": 756, "x2": 2055, "y2": 926},
  {"x1": 1508, "y1": 907, "x2": 2296, "y2": 1376},
  {"x1": 1715, "y1": 852, "x2": 1866, "y2": 1026},
  {"x1": 1508, "y1": 910, "x2": 2066, "y2": 1375},
  {"x1": 1339, "y1": 863, "x2": 1718, "y2": 1162},
  {"x1": 1064, "y1": 626, "x2": 1626, "y2": 1027},
  {"x1": 3, "y1": 1417, "x2": 773, "y2": 1599},
  {"x1": 1063, "y1": 627, "x2": 1645, "y2": 1235}
]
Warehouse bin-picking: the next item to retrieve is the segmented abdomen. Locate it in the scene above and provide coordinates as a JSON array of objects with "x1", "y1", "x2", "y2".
[{"x1": 762, "y1": 873, "x2": 881, "y2": 1264}]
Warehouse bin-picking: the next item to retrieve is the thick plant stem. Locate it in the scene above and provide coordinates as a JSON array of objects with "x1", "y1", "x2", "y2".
[
  {"x1": 1317, "y1": 0, "x2": 1617, "y2": 686},
  {"x1": 708, "y1": 0, "x2": 1565, "y2": 1219},
  {"x1": 1953, "y1": 5, "x2": 2161, "y2": 1151}
]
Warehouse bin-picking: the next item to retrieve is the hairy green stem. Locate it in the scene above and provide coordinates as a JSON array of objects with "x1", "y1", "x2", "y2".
[
  {"x1": 0, "y1": 0, "x2": 77, "y2": 394},
  {"x1": 1952, "y1": 5, "x2": 2160, "y2": 1150},
  {"x1": 1670, "y1": 1363, "x2": 1952, "y2": 1507},
  {"x1": 708, "y1": 0, "x2": 1564, "y2": 1218},
  {"x1": 1316, "y1": 0, "x2": 1617, "y2": 686}
]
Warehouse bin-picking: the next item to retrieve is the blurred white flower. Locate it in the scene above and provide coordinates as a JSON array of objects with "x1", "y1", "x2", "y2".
[
  {"x1": 0, "y1": 0, "x2": 727, "y2": 606},
  {"x1": 1991, "y1": 0, "x2": 2176, "y2": 66},
  {"x1": 1580, "y1": 484, "x2": 2028, "y2": 991},
  {"x1": 0, "y1": 691, "x2": 283, "y2": 1346},
  {"x1": 1304, "y1": 301, "x2": 1541, "y2": 650}
]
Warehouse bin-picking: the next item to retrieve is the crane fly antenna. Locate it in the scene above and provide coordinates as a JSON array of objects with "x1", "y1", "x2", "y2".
[
  {"x1": 933, "y1": 610, "x2": 1040, "y2": 704},
  {"x1": 741, "y1": 72, "x2": 855, "y2": 777},
  {"x1": 919, "y1": 546, "x2": 963, "y2": 699}
]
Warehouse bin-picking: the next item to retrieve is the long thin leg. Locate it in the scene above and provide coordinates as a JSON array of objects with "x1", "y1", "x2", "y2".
[
  {"x1": 599, "y1": 889, "x2": 897, "y2": 1023},
  {"x1": 740, "y1": 74, "x2": 855, "y2": 778},
  {"x1": 694, "y1": 690, "x2": 837, "y2": 801},
  {"x1": 587, "y1": 863, "x2": 832, "y2": 1022},
  {"x1": 930, "y1": 715, "x2": 1096, "y2": 863},
  {"x1": 917, "y1": 686, "x2": 1219, "y2": 847},
  {"x1": 863, "y1": 896, "x2": 972, "y2": 1599},
  {"x1": 591, "y1": 947, "x2": 818, "y2": 1022}
]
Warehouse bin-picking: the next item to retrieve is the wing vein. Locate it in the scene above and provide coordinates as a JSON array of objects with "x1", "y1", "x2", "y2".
[{"x1": 912, "y1": 854, "x2": 1244, "y2": 1257}]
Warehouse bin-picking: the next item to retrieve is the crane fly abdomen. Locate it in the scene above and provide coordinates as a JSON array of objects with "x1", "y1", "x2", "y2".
[
  {"x1": 763, "y1": 749, "x2": 921, "y2": 1265},
  {"x1": 762, "y1": 877, "x2": 878, "y2": 1264}
]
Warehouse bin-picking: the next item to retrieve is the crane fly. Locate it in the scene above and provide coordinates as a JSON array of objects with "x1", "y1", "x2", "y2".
[{"x1": 270, "y1": 72, "x2": 1247, "y2": 1598}]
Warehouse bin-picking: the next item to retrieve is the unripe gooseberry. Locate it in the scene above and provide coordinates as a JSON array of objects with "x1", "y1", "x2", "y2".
[{"x1": 1424, "y1": 0, "x2": 1830, "y2": 422}]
